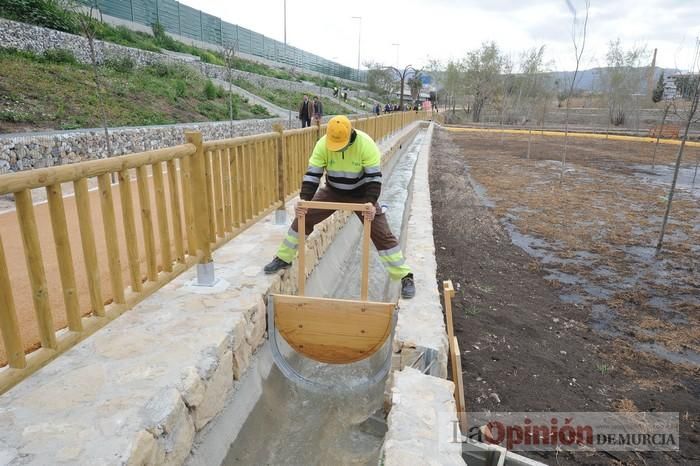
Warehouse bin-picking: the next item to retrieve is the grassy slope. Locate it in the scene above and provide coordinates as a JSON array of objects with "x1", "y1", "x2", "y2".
[
  {"x1": 0, "y1": 50, "x2": 272, "y2": 132},
  {"x1": 0, "y1": 4, "x2": 351, "y2": 89},
  {"x1": 233, "y1": 78, "x2": 350, "y2": 116}
]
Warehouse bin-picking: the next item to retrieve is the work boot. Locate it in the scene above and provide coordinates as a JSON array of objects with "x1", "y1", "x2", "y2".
[
  {"x1": 401, "y1": 273, "x2": 415, "y2": 299},
  {"x1": 264, "y1": 256, "x2": 291, "y2": 274}
]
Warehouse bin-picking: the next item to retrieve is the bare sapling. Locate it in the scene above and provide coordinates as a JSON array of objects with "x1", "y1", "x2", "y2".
[
  {"x1": 223, "y1": 40, "x2": 239, "y2": 138},
  {"x1": 67, "y1": 1, "x2": 113, "y2": 163},
  {"x1": 499, "y1": 57, "x2": 513, "y2": 144},
  {"x1": 519, "y1": 46, "x2": 547, "y2": 159},
  {"x1": 651, "y1": 100, "x2": 675, "y2": 170},
  {"x1": 561, "y1": 0, "x2": 590, "y2": 181},
  {"x1": 656, "y1": 41, "x2": 700, "y2": 252}
]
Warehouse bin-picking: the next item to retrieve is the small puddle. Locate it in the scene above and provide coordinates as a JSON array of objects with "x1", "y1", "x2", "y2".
[
  {"x1": 559, "y1": 293, "x2": 586, "y2": 305},
  {"x1": 635, "y1": 342, "x2": 700, "y2": 367},
  {"x1": 590, "y1": 304, "x2": 623, "y2": 337},
  {"x1": 632, "y1": 164, "x2": 700, "y2": 198}
]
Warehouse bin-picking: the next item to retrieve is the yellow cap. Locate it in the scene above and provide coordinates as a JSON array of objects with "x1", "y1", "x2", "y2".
[{"x1": 325, "y1": 115, "x2": 352, "y2": 151}]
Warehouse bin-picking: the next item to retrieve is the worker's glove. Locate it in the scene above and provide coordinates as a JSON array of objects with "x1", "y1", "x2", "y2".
[
  {"x1": 295, "y1": 202, "x2": 308, "y2": 219},
  {"x1": 363, "y1": 203, "x2": 376, "y2": 221}
]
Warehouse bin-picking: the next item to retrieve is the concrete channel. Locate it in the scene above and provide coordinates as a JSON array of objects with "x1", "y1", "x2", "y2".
[{"x1": 186, "y1": 130, "x2": 425, "y2": 466}]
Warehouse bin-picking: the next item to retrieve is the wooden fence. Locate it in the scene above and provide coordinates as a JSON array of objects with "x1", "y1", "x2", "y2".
[{"x1": 0, "y1": 110, "x2": 432, "y2": 393}]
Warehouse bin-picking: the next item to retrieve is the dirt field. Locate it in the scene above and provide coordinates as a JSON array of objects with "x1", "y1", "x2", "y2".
[{"x1": 430, "y1": 128, "x2": 699, "y2": 464}]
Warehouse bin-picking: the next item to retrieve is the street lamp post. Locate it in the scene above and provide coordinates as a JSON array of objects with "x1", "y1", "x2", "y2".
[
  {"x1": 284, "y1": 0, "x2": 292, "y2": 128},
  {"x1": 352, "y1": 16, "x2": 361, "y2": 80}
]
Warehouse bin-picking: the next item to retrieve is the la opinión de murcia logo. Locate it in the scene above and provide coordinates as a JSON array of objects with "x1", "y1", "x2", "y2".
[{"x1": 441, "y1": 412, "x2": 679, "y2": 452}]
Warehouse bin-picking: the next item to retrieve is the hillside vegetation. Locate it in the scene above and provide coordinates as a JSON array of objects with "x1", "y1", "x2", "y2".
[
  {"x1": 0, "y1": 48, "x2": 272, "y2": 133},
  {"x1": 233, "y1": 79, "x2": 350, "y2": 117},
  {"x1": 0, "y1": 0, "x2": 347, "y2": 89}
]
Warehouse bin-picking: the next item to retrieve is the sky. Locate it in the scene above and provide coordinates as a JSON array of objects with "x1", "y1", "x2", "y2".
[{"x1": 180, "y1": 0, "x2": 700, "y2": 72}]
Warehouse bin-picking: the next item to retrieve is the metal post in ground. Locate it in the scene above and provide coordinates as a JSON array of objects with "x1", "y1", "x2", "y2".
[
  {"x1": 185, "y1": 131, "x2": 217, "y2": 287},
  {"x1": 273, "y1": 123, "x2": 288, "y2": 225}
]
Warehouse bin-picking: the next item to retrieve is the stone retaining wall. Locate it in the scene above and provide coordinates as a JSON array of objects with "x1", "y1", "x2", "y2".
[
  {"x1": 0, "y1": 118, "x2": 279, "y2": 173},
  {"x1": 0, "y1": 115, "x2": 343, "y2": 174}
]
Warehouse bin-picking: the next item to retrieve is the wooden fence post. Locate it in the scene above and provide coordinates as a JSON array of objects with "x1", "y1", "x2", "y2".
[
  {"x1": 0, "y1": 234, "x2": 26, "y2": 368},
  {"x1": 185, "y1": 132, "x2": 214, "y2": 285},
  {"x1": 273, "y1": 123, "x2": 288, "y2": 224},
  {"x1": 443, "y1": 280, "x2": 467, "y2": 435}
]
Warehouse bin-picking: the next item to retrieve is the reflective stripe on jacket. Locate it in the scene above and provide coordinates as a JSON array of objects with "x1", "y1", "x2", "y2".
[{"x1": 301, "y1": 129, "x2": 382, "y2": 199}]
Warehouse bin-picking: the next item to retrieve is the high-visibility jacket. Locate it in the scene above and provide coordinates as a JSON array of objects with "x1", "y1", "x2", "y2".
[{"x1": 300, "y1": 129, "x2": 382, "y2": 203}]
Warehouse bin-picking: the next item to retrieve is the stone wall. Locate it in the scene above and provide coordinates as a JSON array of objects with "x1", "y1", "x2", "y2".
[
  {"x1": 0, "y1": 118, "x2": 282, "y2": 173},
  {"x1": 0, "y1": 115, "x2": 345, "y2": 174}
]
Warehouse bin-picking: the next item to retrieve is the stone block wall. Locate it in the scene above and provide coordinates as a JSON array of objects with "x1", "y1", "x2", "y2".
[
  {"x1": 0, "y1": 118, "x2": 281, "y2": 173},
  {"x1": 0, "y1": 115, "x2": 346, "y2": 174}
]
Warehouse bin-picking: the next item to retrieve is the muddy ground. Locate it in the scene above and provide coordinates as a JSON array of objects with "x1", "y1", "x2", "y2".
[{"x1": 430, "y1": 128, "x2": 699, "y2": 465}]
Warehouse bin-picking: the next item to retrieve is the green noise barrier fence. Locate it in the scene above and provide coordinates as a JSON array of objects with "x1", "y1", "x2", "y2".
[{"x1": 88, "y1": 0, "x2": 366, "y2": 82}]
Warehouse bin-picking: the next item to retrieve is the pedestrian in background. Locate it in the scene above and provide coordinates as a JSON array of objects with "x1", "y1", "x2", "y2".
[
  {"x1": 298, "y1": 95, "x2": 311, "y2": 128},
  {"x1": 312, "y1": 95, "x2": 323, "y2": 125}
]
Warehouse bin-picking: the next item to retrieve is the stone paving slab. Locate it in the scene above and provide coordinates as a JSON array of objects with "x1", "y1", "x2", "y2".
[
  {"x1": 394, "y1": 123, "x2": 449, "y2": 378},
  {"x1": 0, "y1": 122, "x2": 423, "y2": 466},
  {"x1": 384, "y1": 367, "x2": 465, "y2": 466}
]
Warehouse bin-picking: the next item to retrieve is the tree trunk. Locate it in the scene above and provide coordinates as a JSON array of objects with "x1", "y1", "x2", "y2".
[
  {"x1": 656, "y1": 102, "x2": 696, "y2": 252},
  {"x1": 473, "y1": 98, "x2": 483, "y2": 123},
  {"x1": 656, "y1": 136, "x2": 688, "y2": 252},
  {"x1": 228, "y1": 67, "x2": 234, "y2": 137},
  {"x1": 561, "y1": 98, "x2": 571, "y2": 180},
  {"x1": 89, "y1": 38, "x2": 112, "y2": 161}
]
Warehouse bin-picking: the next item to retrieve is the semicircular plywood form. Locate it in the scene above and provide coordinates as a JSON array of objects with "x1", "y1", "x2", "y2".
[{"x1": 272, "y1": 294, "x2": 396, "y2": 364}]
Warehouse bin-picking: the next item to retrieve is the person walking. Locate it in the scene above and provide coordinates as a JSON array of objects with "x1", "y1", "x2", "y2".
[
  {"x1": 298, "y1": 95, "x2": 312, "y2": 128},
  {"x1": 263, "y1": 115, "x2": 415, "y2": 299},
  {"x1": 312, "y1": 95, "x2": 323, "y2": 125},
  {"x1": 374, "y1": 103, "x2": 381, "y2": 116}
]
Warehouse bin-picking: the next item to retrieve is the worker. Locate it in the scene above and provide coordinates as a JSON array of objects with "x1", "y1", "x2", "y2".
[{"x1": 264, "y1": 115, "x2": 415, "y2": 299}]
